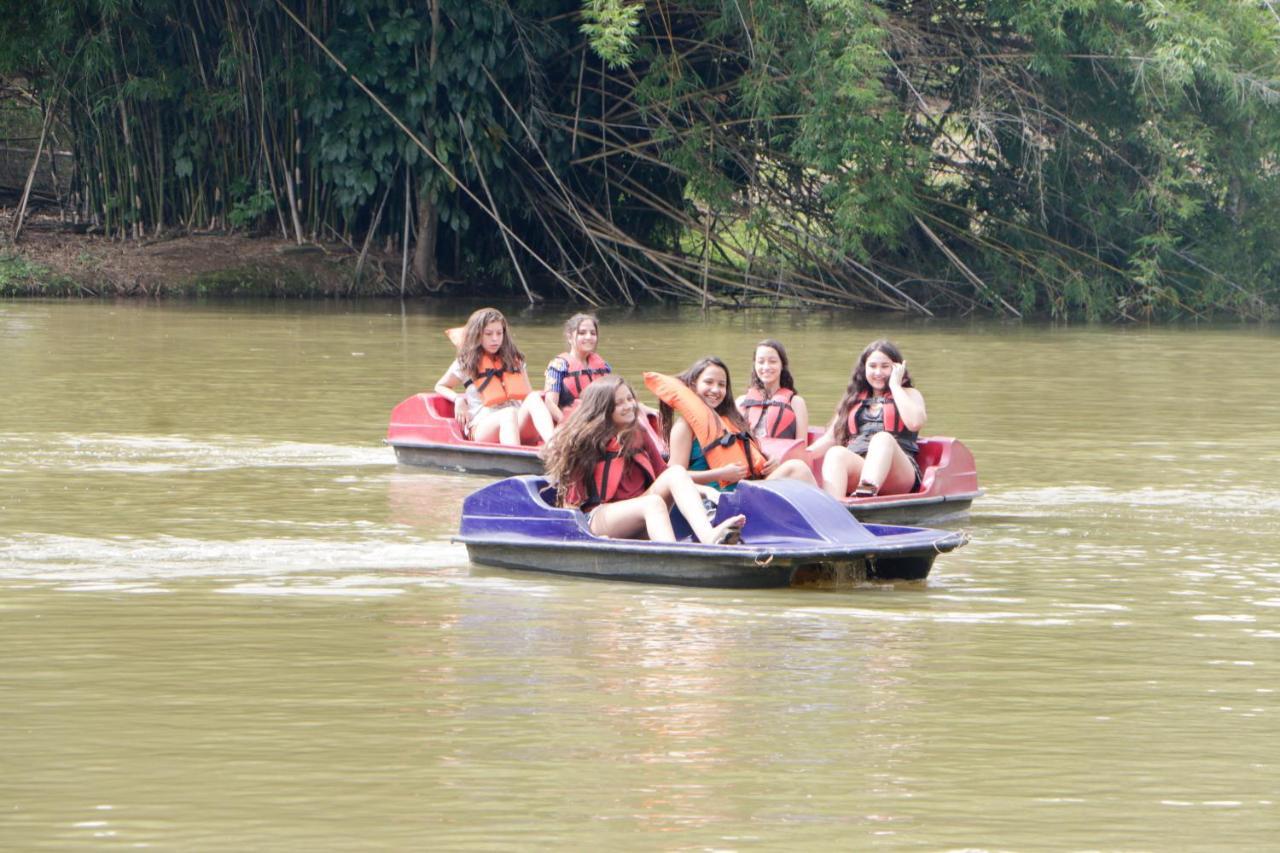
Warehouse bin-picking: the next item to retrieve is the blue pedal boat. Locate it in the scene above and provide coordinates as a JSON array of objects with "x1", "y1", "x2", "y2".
[{"x1": 455, "y1": 476, "x2": 969, "y2": 588}]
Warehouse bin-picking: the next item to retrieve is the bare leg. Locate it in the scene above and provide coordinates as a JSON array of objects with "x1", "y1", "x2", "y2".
[
  {"x1": 766, "y1": 458, "x2": 818, "y2": 486},
  {"x1": 491, "y1": 407, "x2": 520, "y2": 446},
  {"x1": 821, "y1": 446, "x2": 865, "y2": 498},
  {"x1": 468, "y1": 409, "x2": 504, "y2": 444},
  {"x1": 648, "y1": 465, "x2": 745, "y2": 544},
  {"x1": 859, "y1": 432, "x2": 917, "y2": 495},
  {"x1": 589, "y1": 494, "x2": 673, "y2": 541},
  {"x1": 518, "y1": 393, "x2": 556, "y2": 442}
]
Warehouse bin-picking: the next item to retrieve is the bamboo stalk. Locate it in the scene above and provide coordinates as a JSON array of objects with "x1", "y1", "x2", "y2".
[{"x1": 12, "y1": 97, "x2": 57, "y2": 242}]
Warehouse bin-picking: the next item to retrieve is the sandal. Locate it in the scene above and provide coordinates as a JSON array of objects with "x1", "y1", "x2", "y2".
[{"x1": 852, "y1": 480, "x2": 880, "y2": 498}]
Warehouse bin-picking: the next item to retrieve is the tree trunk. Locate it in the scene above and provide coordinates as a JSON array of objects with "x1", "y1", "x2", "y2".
[
  {"x1": 412, "y1": 194, "x2": 441, "y2": 290},
  {"x1": 411, "y1": 0, "x2": 444, "y2": 291}
]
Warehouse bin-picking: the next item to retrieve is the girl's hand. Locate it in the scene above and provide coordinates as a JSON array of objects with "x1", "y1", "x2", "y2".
[
  {"x1": 454, "y1": 398, "x2": 469, "y2": 423},
  {"x1": 889, "y1": 361, "x2": 907, "y2": 390},
  {"x1": 760, "y1": 456, "x2": 780, "y2": 476},
  {"x1": 719, "y1": 462, "x2": 748, "y2": 483}
]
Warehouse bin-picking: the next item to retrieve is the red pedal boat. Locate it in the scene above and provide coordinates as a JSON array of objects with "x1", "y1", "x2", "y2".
[
  {"x1": 759, "y1": 430, "x2": 982, "y2": 525},
  {"x1": 386, "y1": 393, "x2": 666, "y2": 477},
  {"x1": 386, "y1": 393, "x2": 547, "y2": 476},
  {"x1": 387, "y1": 395, "x2": 980, "y2": 523}
]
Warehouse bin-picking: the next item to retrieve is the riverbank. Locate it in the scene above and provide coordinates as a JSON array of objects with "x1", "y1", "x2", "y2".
[{"x1": 0, "y1": 213, "x2": 396, "y2": 298}]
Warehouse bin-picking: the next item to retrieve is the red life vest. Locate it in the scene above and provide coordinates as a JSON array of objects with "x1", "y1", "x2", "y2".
[
  {"x1": 465, "y1": 354, "x2": 531, "y2": 406},
  {"x1": 847, "y1": 390, "x2": 905, "y2": 435},
  {"x1": 555, "y1": 351, "x2": 610, "y2": 409},
  {"x1": 586, "y1": 435, "x2": 656, "y2": 505},
  {"x1": 741, "y1": 387, "x2": 798, "y2": 439}
]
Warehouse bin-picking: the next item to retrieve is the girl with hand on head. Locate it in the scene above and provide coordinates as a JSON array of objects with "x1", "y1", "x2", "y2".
[
  {"x1": 433, "y1": 307, "x2": 555, "y2": 446},
  {"x1": 543, "y1": 312, "x2": 612, "y2": 425},
  {"x1": 659, "y1": 356, "x2": 817, "y2": 491},
  {"x1": 808, "y1": 339, "x2": 926, "y2": 499},
  {"x1": 541, "y1": 377, "x2": 746, "y2": 545},
  {"x1": 736, "y1": 339, "x2": 809, "y2": 440}
]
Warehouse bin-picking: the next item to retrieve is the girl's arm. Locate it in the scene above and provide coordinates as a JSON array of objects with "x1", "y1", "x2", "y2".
[
  {"x1": 434, "y1": 364, "x2": 469, "y2": 423},
  {"x1": 791, "y1": 394, "x2": 810, "y2": 441},
  {"x1": 433, "y1": 365, "x2": 465, "y2": 400},
  {"x1": 889, "y1": 363, "x2": 926, "y2": 431},
  {"x1": 667, "y1": 418, "x2": 694, "y2": 468},
  {"x1": 895, "y1": 388, "x2": 927, "y2": 432},
  {"x1": 542, "y1": 357, "x2": 566, "y2": 421}
]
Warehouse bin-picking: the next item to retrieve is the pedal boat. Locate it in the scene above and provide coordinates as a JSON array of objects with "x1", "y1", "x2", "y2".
[
  {"x1": 386, "y1": 392, "x2": 664, "y2": 477},
  {"x1": 455, "y1": 476, "x2": 968, "y2": 588},
  {"x1": 388, "y1": 395, "x2": 981, "y2": 524},
  {"x1": 386, "y1": 393, "x2": 544, "y2": 476},
  {"x1": 762, "y1": 433, "x2": 983, "y2": 526}
]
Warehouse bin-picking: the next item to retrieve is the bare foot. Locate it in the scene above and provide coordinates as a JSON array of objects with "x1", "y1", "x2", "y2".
[{"x1": 709, "y1": 514, "x2": 746, "y2": 545}]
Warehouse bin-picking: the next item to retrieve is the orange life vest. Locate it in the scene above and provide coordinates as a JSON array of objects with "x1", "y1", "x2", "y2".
[
  {"x1": 643, "y1": 371, "x2": 768, "y2": 487},
  {"x1": 445, "y1": 326, "x2": 530, "y2": 407},
  {"x1": 741, "y1": 387, "x2": 798, "y2": 439},
  {"x1": 585, "y1": 435, "x2": 657, "y2": 506},
  {"x1": 555, "y1": 351, "x2": 610, "y2": 409},
  {"x1": 847, "y1": 390, "x2": 905, "y2": 435},
  {"x1": 465, "y1": 354, "x2": 531, "y2": 407}
]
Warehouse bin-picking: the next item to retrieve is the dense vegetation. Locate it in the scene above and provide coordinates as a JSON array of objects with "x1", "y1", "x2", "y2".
[{"x1": 2, "y1": 0, "x2": 1277, "y2": 319}]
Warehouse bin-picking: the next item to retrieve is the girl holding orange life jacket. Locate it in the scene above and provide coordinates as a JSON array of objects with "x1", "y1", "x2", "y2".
[
  {"x1": 654, "y1": 356, "x2": 817, "y2": 491},
  {"x1": 808, "y1": 339, "x2": 926, "y2": 499},
  {"x1": 735, "y1": 339, "x2": 809, "y2": 440},
  {"x1": 541, "y1": 377, "x2": 746, "y2": 545},
  {"x1": 543, "y1": 312, "x2": 612, "y2": 424},
  {"x1": 432, "y1": 307, "x2": 555, "y2": 446}
]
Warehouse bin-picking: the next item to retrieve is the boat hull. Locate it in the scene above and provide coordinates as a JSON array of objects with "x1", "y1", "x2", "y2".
[
  {"x1": 456, "y1": 477, "x2": 967, "y2": 588},
  {"x1": 463, "y1": 540, "x2": 946, "y2": 587},
  {"x1": 846, "y1": 493, "x2": 980, "y2": 526},
  {"x1": 391, "y1": 441, "x2": 543, "y2": 476}
]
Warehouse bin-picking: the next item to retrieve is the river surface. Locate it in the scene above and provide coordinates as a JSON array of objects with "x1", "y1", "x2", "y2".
[{"x1": 2, "y1": 300, "x2": 1278, "y2": 850}]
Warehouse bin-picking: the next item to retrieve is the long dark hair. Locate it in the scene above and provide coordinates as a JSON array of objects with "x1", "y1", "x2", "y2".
[
  {"x1": 749, "y1": 338, "x2": 797, "y2": 392},
  {"x1": 456, "y1": 307, "x2": 524, "y2": 377},
  {"x1": 660, "y1": 356, "x2": 748, "y2": 443},
  {"x1": 833, "y1": 339, "x2": 914, "y2": 445},
  {"x1": 541, "y1": 376, "x2": 640, "y2": 505}
]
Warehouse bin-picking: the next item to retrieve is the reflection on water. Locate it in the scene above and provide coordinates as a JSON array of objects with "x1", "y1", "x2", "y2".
[{"x1": 2, "y1": 301, "x2": 1278, "y2": 848}]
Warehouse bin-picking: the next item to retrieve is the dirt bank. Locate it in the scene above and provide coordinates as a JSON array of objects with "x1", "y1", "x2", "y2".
[{"x1": 1, "y1": 211, "x2": 401, "y2": 297}]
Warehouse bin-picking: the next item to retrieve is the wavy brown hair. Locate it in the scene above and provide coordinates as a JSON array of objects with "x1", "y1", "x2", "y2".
[
  {"x1": 833, "y1": 339, "x2": 915, "y2": 445},
  {"x1": 659, "y1": 356, "x2": 748, "y2": 443},
  {"x1": 749, "y1": 338, "x2": 797, "y2": 392},
  {"x1": 541, "y1": 376, "x2": 642, "y2": 506},
  {"x1": 456, "y1": 307, "x2": 525, "y2": 378}
]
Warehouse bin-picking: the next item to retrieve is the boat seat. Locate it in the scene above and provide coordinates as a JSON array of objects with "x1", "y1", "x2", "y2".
[{"x1": 424, "y1": 393, "x2": 466, "y2": 441}]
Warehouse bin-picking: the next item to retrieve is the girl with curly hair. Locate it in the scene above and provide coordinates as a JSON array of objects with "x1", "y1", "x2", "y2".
[{"x1": 542, "y1": 376, "x2": 745, "y2": 544}]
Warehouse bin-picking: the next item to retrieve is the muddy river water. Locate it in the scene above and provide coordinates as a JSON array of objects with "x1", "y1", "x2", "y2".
[{"x1": 2, "y1": 300, "x2": 1277, "y2": 849}]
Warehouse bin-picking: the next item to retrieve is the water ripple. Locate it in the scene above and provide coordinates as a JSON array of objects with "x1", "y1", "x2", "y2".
[
  {"x1": 0, "y1": 533, "x2": 465, "y2": 582},
  {"x1": 0, "y1": 432, "x2": 394, "y2": 472}
]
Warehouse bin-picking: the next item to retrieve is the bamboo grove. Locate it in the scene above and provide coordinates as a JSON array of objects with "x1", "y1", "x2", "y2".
[{"x1": 2, "y1": 0, "x2": 1278, "y2": 319}]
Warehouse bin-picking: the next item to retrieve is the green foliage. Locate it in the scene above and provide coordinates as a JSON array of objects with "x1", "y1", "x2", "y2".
[
  {"x1": 580, "y1": 0, "x2": 640, "y2": 68},
  {"x1": 227, "y1": 181, "x2": 276, "y2": 231},
  {"x1": 0, "y1": 255, "x2": 77, "y2": 296},
  {"x1": 3, "y1": 0, "x2": 1278, "y2": 317}
]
